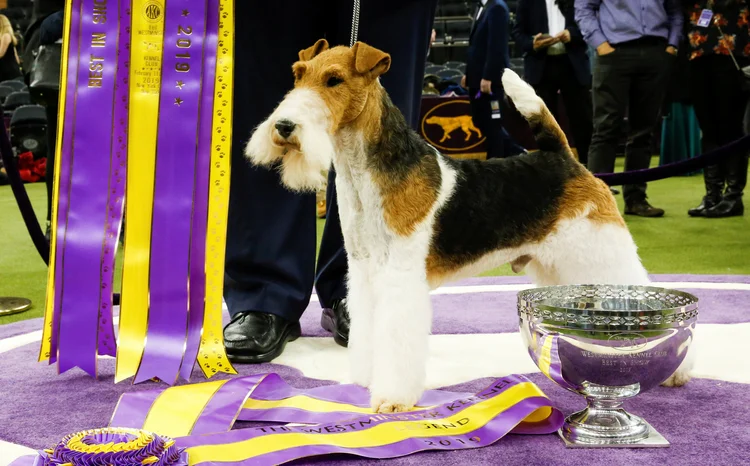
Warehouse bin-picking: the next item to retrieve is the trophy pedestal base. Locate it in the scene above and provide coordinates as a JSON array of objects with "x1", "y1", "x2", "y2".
[
  {"x1": 0, "y1": 297, "x2": 32, "y2": 317},
  {"x1": 558, "y1": 420, "x2": 669, "y2": 448}
]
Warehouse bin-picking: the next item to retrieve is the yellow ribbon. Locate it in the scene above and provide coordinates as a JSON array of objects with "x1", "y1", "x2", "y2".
[
  {"x1": 115, "y1": 0, "x2": 165, "y2": 382},
  {"x1": 39, "y1": 0, "x2": 75, "y2": 363},
  {"x1": 537, "y1": 334, "x2": 555, "y2": 380},
  {"x1": 186, "y1": 382, "x2": 547, "y2": 463},
  {"x1": 197, "y1": 0, "x2": 236, "y2": 378},
  {"x1": 142, "y1": 380, "x2": 228, "y2": 438},
  {"x1": 243, "y1": 394, "x2": 552, "y2": 423}
]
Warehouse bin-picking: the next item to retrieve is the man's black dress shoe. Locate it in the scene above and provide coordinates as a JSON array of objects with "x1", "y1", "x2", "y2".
[
  {"x1": 224, "y1": 311, "x2": 301, "y2": 363},
  {"x1": 321, "y1": 298, "x2": 350, "y2": 348}
]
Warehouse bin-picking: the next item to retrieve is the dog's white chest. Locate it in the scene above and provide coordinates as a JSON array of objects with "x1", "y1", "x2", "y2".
[{"x1": 332, "y1": 141, "x2": 392, "y2": 264}]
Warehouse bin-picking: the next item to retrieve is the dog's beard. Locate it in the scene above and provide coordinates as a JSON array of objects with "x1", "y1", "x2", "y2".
[
  {"x1": 278, "y1": 123, "x2": 333, "y2": 192},
  {"x1": 245, "y1": 89, "x2": 334, "y2": 192},
  {"x1": 245, "y1": 117, "x2": 284, "y2": 167}
]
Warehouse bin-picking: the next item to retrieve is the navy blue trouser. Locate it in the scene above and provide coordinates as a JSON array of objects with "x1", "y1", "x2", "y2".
[{"x1": 225, "y1": 0, "x2": 438, "y2": 321}]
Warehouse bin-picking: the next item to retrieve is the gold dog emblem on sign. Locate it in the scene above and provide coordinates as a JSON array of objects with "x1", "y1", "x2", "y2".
[
  {"x1": 420, "y1": 99, "x2": 486, "y2": 154},
  {"x1": 426, "y1": 115, "x2": 482, "y2": 142}
]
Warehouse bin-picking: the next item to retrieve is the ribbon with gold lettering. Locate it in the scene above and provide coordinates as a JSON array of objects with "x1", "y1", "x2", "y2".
[
  {"x1": 41, "y1": 0, "x2": 236, "y2": 382},
  {"x1": 116, "y1": 0, "x2": 165, "y2": 383},
  {"x1": 31, "y1": 373, "x2": 557, "y2": 465},
  {"x1": 98, "y1": 0, "x2": 133, "y2": 359},
  {"x1": 14, "y1": 375, "x2": 563, "y2": 465},
  {"x1": 106, "y1": 374, "x2": 562, "y2": 441},
  {"x1": 52, "y1": 0, "x2": 122, "y2": 375},
  {"x1": 134, "y1": 0, "x2": 209, "y2": 384},
  {"x1": 180, "y1": 377, "x2": 561, "y2": 464}
]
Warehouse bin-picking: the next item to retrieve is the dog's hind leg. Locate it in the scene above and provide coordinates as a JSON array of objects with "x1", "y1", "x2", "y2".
[
  {"x1": 369, "y1": 259, "x2": 432, "y2": 413},
  {"x1": 534, "y1": 218, "x2": 649, "y2": 286},
  {"x1": 347, "y1": 259, "x2": 375, "y2": 388},
  {"x1": 661, "y1": 336, "x2": 695, "y2": 387}
]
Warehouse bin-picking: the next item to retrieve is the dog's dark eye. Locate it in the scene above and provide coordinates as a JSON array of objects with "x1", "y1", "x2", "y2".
[{"x1": 326, "y1": 76, "x2": 344, "y2": 87}]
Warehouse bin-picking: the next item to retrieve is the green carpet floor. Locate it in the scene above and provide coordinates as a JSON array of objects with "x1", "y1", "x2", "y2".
[{"x1": 2, "y1": 158, "x2": 749, "y2": 325}]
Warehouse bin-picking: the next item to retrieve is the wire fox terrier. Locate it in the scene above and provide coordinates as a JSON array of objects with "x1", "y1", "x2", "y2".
[{"x1": 245, "y1": 39, "x2": 693, "y2": 413}]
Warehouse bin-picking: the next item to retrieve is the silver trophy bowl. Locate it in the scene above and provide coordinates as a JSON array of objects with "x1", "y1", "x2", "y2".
[{"x1": 517, "y1": 285, "x2": 698, "y2": 448}]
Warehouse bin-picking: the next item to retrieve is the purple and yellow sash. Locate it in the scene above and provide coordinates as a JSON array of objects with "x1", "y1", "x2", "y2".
[
  {"x1": 13, "y1": 373, "x2": 563, "y2": 465},
  {"x1": 40, "y1": 0, "x2": 236, "y2": 383}
]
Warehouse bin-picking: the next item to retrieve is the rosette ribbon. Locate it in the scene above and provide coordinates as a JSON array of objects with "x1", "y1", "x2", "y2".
[
  {"x1": 25, "y1": 428, "x2": 187, "y2": 466},
  {"x1": 17, "y1": 373, "x2": 564, "y2": 465},
  {"x1": 39, "y1": 0, "x2": 236, "y2": 383}
]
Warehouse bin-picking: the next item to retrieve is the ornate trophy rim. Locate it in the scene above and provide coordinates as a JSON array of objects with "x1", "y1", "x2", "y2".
[{"x1": 517, "y1": 284, "x2": 699, "y2": 330}]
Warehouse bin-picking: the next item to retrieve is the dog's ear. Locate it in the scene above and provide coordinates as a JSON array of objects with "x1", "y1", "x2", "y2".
[
  {"x1": 298, "y1": 38, "x2": 329, "y2": 61},
  {"x1": 352, "y1": 42, "x2": 391, "y2": 78}
]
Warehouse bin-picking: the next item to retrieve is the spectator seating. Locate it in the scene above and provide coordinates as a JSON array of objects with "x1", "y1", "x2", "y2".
[
  {"x1": 436, "y1": 68, "x2": 463, "y2": 84},
  {"x1": 0, "y1": 79, "x2": 25, "y2": 91},
  {"x1": 10, "y1": 104, "x2": 47, "y2": 159},
  {"x1": 0, "y1": 85, "x2": 15, "y2": 104},
  {"x1": 4, "y1": 91, "x2": 31, "y2": 115},
  {"x1": 425, "y1": 64, "x2": 449, "y2": 75},
  {"x1": 443, "y1": 61, "x2": 466, "y2": 71}
]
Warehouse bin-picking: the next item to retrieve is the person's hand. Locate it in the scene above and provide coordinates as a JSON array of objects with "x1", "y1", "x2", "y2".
[
  {"x1": 533, "y1": 33, "x2": 559, "y2": 51},
  {"x1": 666, "y1": 45, "x2": 678, "y2": 56},
  {"x1": 556, "y1": 30, "x2": 571, "y2": 44},
  {"x1": 480, "y1": 79, "x2": 492, "y2": 94},
  {"x1": 430, "y1": 29, "x2": 436, "y2": 46},
  {"x1": 460, "y1": 75, "x2": 467, "y2": 89},
  {"x1": 596, "y1": 42, "x2": 616, "y2": 56}
]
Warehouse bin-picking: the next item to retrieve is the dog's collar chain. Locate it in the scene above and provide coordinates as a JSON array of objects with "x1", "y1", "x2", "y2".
[{"x1": 350, "y1": 0, "x2": 361, "y2": 46}]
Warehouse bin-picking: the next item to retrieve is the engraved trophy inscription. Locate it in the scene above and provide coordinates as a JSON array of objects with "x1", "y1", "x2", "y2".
[{"x1": 517, "y1": 285, "x2": 698, "y2": 448}]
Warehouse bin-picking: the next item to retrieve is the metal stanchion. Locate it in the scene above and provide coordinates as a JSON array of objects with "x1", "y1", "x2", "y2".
[{"x1": 0, "y1": 297, "x2": 32, "y2": 317}]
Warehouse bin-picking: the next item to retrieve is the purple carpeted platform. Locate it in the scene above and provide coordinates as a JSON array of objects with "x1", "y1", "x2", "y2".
[
  {"x1": 2, "y1": 274, "x2": 749, "y2": 340},
  {"x1": 1, "y1": 275, "x2": 749, "y2": 465}
]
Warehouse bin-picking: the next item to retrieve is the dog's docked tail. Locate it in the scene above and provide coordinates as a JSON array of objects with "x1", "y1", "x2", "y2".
[{"x1": 501, "y1": 68, "x2": 572, "y2": 156}]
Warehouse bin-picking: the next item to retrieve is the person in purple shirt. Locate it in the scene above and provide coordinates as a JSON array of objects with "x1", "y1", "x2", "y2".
[{"x1": 575, "y1": 0, "x2": 683, "y2": 217}]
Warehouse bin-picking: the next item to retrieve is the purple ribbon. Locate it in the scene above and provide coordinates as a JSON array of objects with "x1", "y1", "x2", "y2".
[
  {"x1": 109, "y1": 373, "x2": 555, "y2": 437},
  {"x1": 57, "y1": 0, "x2": 121, "y2": 375},
  {"x1": 47, "y1": 0, "x2": 83, "y2": 365},
  {"x1": 108, "y1": 390, "x2": 163, "y2": 429},
  {"x1": 97, "y1": 0, "x2": 132, "y2": 359},
  {"x1": 239, "y1": 373, "x2": 476, "y2": 425},
  {"x1": 190, "y1": 375, "x2": 264, "y2": 435},
  {"x1": 181, "y1": 0, "x2": 219, "y2": 382},
  {"x1": 174, "y1": 375, "x2": 563, "y2": 464},
  {"x1": 136, "y1": 0, "x2": 208, "y2": 384}
]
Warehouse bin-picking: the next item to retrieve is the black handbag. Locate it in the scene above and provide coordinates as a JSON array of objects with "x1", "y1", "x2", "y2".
[{"x1": 29, "y1": 42, "x2": 62, "y2": 93}]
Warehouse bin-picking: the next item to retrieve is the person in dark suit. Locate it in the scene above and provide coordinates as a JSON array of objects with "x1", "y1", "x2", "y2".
[
  {"x1": 223, "y1": 0, "x2": 438, "y2": 363},
  {"x1": 465, "y1": 0, "x2": 524, "y2": 159},
  {"x1": 512, "y1": 0, "x2": 592, "y2": 165}
]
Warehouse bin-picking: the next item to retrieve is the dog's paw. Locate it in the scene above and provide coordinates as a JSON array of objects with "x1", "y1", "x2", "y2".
[
  {"x1": 661, "y1": 369, "x2": 691, "y2": 387},
  {"x1": 371, "y1": 398, "x2": 414, "y2": 414},
  {"x1": 369, "y1": 387, "x2": 420, "y2": 414}
]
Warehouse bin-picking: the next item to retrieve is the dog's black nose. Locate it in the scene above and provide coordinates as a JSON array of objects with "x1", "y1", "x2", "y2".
[{"x1": 275, "y1": 119, "x2": 296, "y2": 139}]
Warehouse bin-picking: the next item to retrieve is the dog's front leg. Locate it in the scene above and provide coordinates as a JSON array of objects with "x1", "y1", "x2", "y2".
[
  {"x1": 369, "y1": 263, "x2": 432, "y2": 413},
  {"x1": 347, "y1": 259, "x2": 375, "y2": 388}
]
